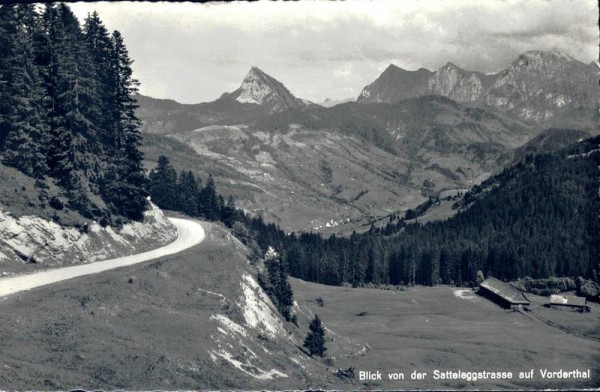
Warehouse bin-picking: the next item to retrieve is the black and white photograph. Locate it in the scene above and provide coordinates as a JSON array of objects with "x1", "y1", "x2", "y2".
[{"x1": 0, "y1": 0, "x2": 598, "y2": 390}]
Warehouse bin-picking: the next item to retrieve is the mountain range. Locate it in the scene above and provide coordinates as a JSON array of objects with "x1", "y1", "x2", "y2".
[
  {"x1": 136, "y1": 50, "x2": 598, "y2": 232},
  {"x1": 358, "y1": 50, "x2": 599, "y2": 129},
  {"x1": 138, "y1": 50, "x2": 598, "y2": 135}
]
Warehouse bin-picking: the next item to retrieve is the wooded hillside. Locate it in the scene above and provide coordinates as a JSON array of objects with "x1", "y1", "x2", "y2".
[{"x1": 0, "y1": 4, "x2": 146, "y2": 224}]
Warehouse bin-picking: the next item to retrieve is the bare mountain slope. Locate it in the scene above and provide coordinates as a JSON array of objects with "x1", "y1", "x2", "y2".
[
  {"x1": 224, "y1": 66, "x2": 313, "y2": 114},
  {"x1": 358, "y1": 65, "x2": 432, "y2": 103},
  {"x1": 141, "y1": 96, "x2": 532, "y2": 233}
]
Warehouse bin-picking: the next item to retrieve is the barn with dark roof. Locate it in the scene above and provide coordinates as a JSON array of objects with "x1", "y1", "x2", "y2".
[{"x1": 478, "y1": 277, "x2": 530, "y2": 309}]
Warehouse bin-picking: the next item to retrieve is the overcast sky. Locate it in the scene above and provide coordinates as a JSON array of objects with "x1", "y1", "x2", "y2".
[{"x1": 70, "y1": 0, "x2": 599, "y2": 104}]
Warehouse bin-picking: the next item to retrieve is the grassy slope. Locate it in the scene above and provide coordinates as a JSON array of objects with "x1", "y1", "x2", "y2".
[
  {"x1": 0, "y1": 163, "x2": 92, "y2": 227},
  {"x1": 1, "y1": 215, "x2": 597, "y2": 390},
  {"x1": 291, "y1": 278, "x2": 600, "y2": 390},
  {"x1": 0, "y1": 221, "x2": 346, "y2": 390}
]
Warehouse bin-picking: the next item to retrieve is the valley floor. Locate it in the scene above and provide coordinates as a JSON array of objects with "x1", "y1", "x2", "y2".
[{"x1": 291, "y1": 278, "x2": 600, "y2": 390}]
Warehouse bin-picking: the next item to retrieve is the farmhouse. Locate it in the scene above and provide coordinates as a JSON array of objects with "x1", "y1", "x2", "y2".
[
  {"x1": 547, "y1": 294, "x2": 590, "y2": 312},
  {"x1": 478, "y1": 277, "x2": 530, "y2": 309}
]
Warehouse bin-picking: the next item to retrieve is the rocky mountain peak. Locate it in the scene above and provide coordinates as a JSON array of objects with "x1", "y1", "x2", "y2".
[
  {"x1": 518, "y1": 50, "x2": 575, "y2": 62},
  {"x1": 358, "y1": 50, "x2": 597, "y2": 128},
  {"x1": 357, "y1": 64, "x2": 432, "y2": 103},
  {"x1": 382, "y1": 64, "x2": 401, "y2": 73},
  {"x1": 441, "y1": 61, "x2": 461, "y2": 71},
  {"x1": 428, "y1": 62, "x2": 485, "y2": 101},
  {"x1": 235, "y1": 66, "x2": 279, "y2": 105},
  {"x1": 509, "y1": 50, "x2": 580, "y2": 74},
  {"x1": 230, "y1": 66, "x2": 310, "y2": 114}
]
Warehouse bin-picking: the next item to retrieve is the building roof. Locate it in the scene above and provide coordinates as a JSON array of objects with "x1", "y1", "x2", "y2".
[
  {"x1": 549, "y1": 294, "x2": 587, "y2": 307},
  {"x1": 479, "y1": 277, "x2": 530, "y2": 305}
]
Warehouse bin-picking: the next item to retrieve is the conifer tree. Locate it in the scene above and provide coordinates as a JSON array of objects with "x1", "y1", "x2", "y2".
[
  {"x1": 99, "y1": 30, "x2": 147, "y2": 220},
  {"x1": 83, "y1": 11, "x2": 113, "y2": 148},
  {"x1": 177, "y1": 170, "x2": 199, "y2": 216},
  {"x1": 303, "y1": 315, "x2": 327, "y2": 357},
  {"x1": 199, "y1": 174, "x2": 220, "y2": 220},
  {"x1": 259, "y1": 255, "x2": 295, "y2": 321},
  {"x1": 220, "y1": 195, "x2": 237, "y2": 227},
  {"x1": 0, "y1": 4, "x2": 48, "y2": 177},
  {"x1": 149, "y1": 155, "x2": 178, "y2": 210}
]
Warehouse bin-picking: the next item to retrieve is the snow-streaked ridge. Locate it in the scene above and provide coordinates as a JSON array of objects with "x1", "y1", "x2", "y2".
[
  {"x1": 208, "y1": 349, "x2": 288, "y2": 380},
  {"x1": 232, "y1": 66, "x2": 310, "y2": 113}
]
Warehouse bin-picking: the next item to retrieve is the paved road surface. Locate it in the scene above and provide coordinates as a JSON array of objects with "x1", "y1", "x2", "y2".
[{"x1": 0, "y1": 218, "x2": 205, "y2": 298}]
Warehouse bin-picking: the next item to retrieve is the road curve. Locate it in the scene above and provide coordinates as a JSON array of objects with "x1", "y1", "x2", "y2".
[{"x1": 0, "y1": 217, "x2": 205, "y2": 298}]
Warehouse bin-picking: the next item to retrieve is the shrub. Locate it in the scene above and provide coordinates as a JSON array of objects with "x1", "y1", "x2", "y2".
[
  {"x1": 49, "y1": 196, "x2": 64, "y2": 210},
  {"x1": 576, "y1": 277, "x2": 600, "y2": 301},
  {"x1": 335, "y1": 367, "x2": 355, "y2": 380}
]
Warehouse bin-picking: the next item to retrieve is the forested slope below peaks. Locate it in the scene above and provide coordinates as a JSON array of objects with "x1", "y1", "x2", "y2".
[
  {"x1": 511, "y1": 128, "x2": 592, "y2": 164},
  {"x1": 400, "y1": 135, "x2": 600, "y2": 283},
  {"x1": 245, "y1": 136, "x2": 599, "y2": 288}
]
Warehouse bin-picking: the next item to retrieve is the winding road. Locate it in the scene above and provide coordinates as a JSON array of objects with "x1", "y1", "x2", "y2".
[{"x1": 0, "y1": 217, "x2": 205, "y2": 298}]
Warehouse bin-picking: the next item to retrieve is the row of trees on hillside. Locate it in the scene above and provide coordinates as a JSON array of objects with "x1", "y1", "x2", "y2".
[
  {"x1": 148, "y1": 155, "x2": 298, "y2": 319},
  {"x1": 148, "y1": 155, "x2": 237, "y2": 223},
  {"x1": 0, "y1": 4, "x2": 146, "y2": 222}
]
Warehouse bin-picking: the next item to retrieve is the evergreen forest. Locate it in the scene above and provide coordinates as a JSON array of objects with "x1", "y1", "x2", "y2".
[{"x1": 0, "y1": 4, "x2": 147, "y2": 223}]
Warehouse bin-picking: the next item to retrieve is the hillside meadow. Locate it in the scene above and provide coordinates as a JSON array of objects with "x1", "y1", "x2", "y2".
[{"x1": 291, "y1": 278, "x2": 600, "y2": 390}]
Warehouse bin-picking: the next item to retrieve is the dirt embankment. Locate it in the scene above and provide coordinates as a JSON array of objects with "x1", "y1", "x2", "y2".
[
  {"x1": 0, "y1": 202, "x2": 177, "y2": 274},
  {"x1": 0, "y1": 218, "x2": 203, "y2": 298}
]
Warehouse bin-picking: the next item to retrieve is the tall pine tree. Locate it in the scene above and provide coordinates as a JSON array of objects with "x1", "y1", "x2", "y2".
[
  {"x1": 177, "y1": 170, "x2": 199, "y2": 216},
  {"x1": 303, "y1": 315, "x2": 327, "y2": 357},
  {"x1": 99, "y1": 30, "x2": 147, "y2": 220},
  {"x1": 83, "y1": 11, "x2": 114, "y2": 149},
  {"x1": 149, "y1": 155, "x2": 178, "y2": 210},
  {"x1": 199, "y1": 174, "x2": 220, "y2": 220},
  {"x1": 0, "y1": 4, "x2": 48, "y2": 178}
]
